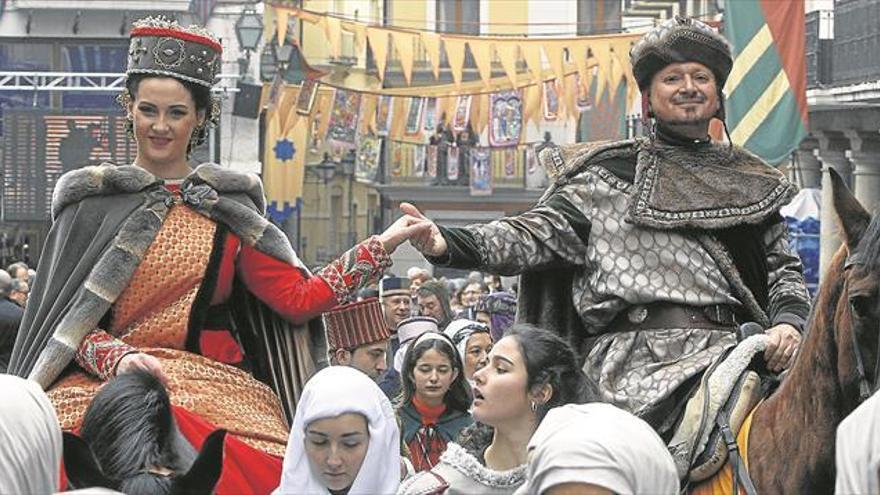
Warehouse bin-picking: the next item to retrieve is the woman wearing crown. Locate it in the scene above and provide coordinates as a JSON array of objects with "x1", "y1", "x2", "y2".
[{"x1": 7, "y1": 17, "x2": 425, "y2": 493}]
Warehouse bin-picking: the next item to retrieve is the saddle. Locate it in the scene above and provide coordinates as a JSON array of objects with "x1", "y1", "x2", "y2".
[{"x1": 668, "y1": 331, "x2": 769, "y2": 483}]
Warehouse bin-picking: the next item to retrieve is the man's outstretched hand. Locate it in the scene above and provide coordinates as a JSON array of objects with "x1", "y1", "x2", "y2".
[{"x1": 399, "y1": 202, "x2": 448, "y2": 258}]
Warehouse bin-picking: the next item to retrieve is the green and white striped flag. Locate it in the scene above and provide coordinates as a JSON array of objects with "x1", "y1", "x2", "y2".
[{"x1": 724, "y1": 0, "x2": 808, "y2": 165}]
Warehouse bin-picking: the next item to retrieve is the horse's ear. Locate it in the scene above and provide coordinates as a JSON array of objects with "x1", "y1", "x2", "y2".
[
  {"x1": 62, "y1": 431, "x2": 117, "y2": 490},
  {"x1": 171, "y1": 429, "x2": 227, "y2": 495},
  {"x1": 830, "y1": 167, "x2": 871, "y2": 251}
]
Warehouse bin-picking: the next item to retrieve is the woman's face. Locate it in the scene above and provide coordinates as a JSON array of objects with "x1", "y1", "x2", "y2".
[
  {"x1": 127, "y1": 77, "x2": 204, "y2": 170},
  {"x1": 411, "y1": 348, "x2": 458, "y2": 406},
  {"x1": 304, "y1": 413, "x2": 370, "y2": 492},
  {"x1": 471, "y1": 336, "x2": 530, "y2": 426},
  {"x1": 461, "y1": 283, "x2": 484, "y2": 308},
  {"x1": 463, "y1": 332, "x2": 492, "y2": 381}
]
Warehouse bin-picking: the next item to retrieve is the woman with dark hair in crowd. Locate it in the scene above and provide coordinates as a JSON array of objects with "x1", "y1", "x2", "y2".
[
  {"x1": 397, "y1": 332, "x2": 473, "y2": 472},
  {"x1": 399, "y1": 324, "x2": 587, "y2": 494}
]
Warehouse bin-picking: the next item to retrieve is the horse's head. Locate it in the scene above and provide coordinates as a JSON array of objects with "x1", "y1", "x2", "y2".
[
  {"x1": 828, "y1": 169, "x2": 880, "y2": 407},
  {"x1": 62, "y1": 371, "x2": 226, "y2": 494}
]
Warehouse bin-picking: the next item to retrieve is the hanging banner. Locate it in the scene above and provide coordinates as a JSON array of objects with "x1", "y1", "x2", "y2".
[
  {"x1": 405, "y1": 97, "x2": 425, "y2": 135},
  {"x1": 575, "y1": 73, "x2": 592, "y2": 111},
  {"x1": 543, "y1": 81, "x2": 559, "y2": 121},
  {"x1": 502, "y1": 147, "x2": 517, "y2": 178},
  {"x1": 447, "y1": 144, "x2": 460, "y2": 181},
  {"x1": 470, "y1": 148, "x2": 492, "y2": 196},
  {"x1": 376, "y1": 95, "x2": 393, "y2": 136},
  {"x1": 296, "y1": 79, "x2": 319, "y2": 115},
  {"x1": 489, "y1": 90, "x2": 522, "y2": 147},
  {"x1": 327, "y1": 89, "x2": 361, "y2": 145},
  {"x1": 423, "y1": 97, "x2": 437, "y2": 133},
  {"x1": 264, "y1": 89, "x2": 308, "y2": 223},
  {"x1": 355, "y1": 135, "x2": 382, "y2": 183},
  {"x1": 453, "y1": 95, "x2": 472, "y2": 132},
  {"x1": 391, "y1": 141, "x2": 404, "y2": 177},
  {"x1": 413, "y1": 144, "x2": 426, "y2": 177},
  {"x1": 426, "y1": 144, "x2": 438, "y2": 178}
]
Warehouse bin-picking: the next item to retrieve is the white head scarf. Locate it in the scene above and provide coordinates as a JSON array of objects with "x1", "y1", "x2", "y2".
[
  {"x1": 443, "y1": 319, "x2": 489, "y2": 362},
  {"x1": 275, "y1": 366, "x2": 400, "y2": 495},
  {"x1": 516, "y1": 403, "x2": 677, "y2": 495},
  {"x1": 0, "y1": 375, "x2": 62, "y2": 495},
  {"x1": 836, "y1": 390, "x2": 880, "y2": 493}
]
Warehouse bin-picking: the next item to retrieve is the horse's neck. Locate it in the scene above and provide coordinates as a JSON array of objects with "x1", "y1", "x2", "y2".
[{"x1": 748, "y1": 285, "x2": 847, "y2": 493}]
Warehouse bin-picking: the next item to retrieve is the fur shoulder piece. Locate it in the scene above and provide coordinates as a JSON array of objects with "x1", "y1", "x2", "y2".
[
  {"x1": 52, "y1": 164, "x2": 160, "y2": 219},
  {"x1": 537, "y1": 139, "x2": 640, "y2": 181},
  {"x1": 439, "y1": 443, "x2": 526, "y2": 489},
  {"x1": 189, "y1": 163, "x2": 266, "y2": 213},
  {"x1": 51, "y1": 163, "x2": 267, "y2": 220}
]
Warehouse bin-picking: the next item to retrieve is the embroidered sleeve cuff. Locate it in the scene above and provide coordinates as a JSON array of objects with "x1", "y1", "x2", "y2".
[
  {"x1": 317, "y1": 236, "x2": 392, "y2": 303},
  {"x1": 75, "y1": 330, "x2": 138, "y2": 381}
]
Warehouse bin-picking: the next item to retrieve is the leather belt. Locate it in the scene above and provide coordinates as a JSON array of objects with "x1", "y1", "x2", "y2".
[{"x1": 611, "y1": 302, "x2": 740, "y2": 333}]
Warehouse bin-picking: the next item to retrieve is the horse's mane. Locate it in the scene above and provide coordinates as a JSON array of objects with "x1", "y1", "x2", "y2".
[{"x1": 80, "y1": 371, "x2": 196, "y2": 491}]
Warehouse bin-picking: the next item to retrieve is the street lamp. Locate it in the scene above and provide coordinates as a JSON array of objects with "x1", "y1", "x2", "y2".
[{"x1": 235, "y1": 7, "x2": 263, "y2": 79}]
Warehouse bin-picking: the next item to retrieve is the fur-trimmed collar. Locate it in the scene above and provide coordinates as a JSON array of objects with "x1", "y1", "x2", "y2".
[
  {"x1": 538, "y1": 138, "x2": 796, "y2": 230},
  {"x1": 438, "y1": 443, "x2": 527, "y2": 488},
  {"x1": 52, "y1": 163, "x2": 265, "y2": 219}
]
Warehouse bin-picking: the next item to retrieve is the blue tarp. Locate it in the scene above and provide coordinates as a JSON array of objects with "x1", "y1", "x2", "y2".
[{"x1": 781, "y1": 188, "x2": 821, "y2": 296}]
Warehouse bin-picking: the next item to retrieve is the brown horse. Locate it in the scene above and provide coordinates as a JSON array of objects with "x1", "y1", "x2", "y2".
[{"x1": 695, "y1": 169, "x2": 880, "y2": 494}]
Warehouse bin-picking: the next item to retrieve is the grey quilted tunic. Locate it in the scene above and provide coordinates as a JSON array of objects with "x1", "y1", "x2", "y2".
[{"x1": 429, "y1": 139, "x2": 810, "y2": 427}]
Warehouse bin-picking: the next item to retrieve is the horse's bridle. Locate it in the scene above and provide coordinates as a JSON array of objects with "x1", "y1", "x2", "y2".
[{"x1": 844, "y1": 252, "x2": 880, "y2": 404}]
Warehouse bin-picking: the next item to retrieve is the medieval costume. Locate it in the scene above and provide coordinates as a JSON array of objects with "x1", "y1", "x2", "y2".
[
  {"x1": 276, "y1": 366, "x2": 400, "y2": 495},
  {"x1": 426, "y1": 15, "x2": 810, "y2": 443},
  {"x1": 514, "y1": 403, "x2": 677, "y2": 495},
  {"x1": 398, "y1": 424, "x2": 527, "y2": 495},
  {"x1": 399, "y1": 396, "x2": 473, "y2": 472},
  {"x1": 8, "y1": 17, "x2": 391, "y2": 494}
]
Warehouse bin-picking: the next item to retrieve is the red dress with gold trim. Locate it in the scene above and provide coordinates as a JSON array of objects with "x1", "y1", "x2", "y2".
[{"x1": 51, "y1": 185, "x2": 390, "y2": 494}]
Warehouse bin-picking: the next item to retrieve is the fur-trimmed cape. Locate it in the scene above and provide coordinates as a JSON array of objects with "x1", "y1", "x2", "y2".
[{"x1": 9, "y1": 163, "x2": 318, "y2": 422}]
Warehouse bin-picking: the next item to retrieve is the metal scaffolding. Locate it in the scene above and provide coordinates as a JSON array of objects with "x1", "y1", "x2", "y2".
[{"x1": 0, "y1": 72, "x2": 242, "y2": 93}]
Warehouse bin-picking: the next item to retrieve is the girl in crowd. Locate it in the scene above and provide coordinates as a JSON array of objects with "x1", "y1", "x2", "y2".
[
  {"x1": 398, "y1": 332, "x2": 473, "y2": 472},
  {"x1": 443, "y1": 319, "x2": 492, "y2": 383},
  {"x1": 276, "y1": 366, "x2": 400, "y2": 495},
  {"x1": 399, "y1": 324, "x2": 587, "y2": 494}
]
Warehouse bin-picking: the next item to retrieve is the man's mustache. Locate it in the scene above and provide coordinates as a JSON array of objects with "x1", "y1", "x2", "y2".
[{"x1": 672, "y1": 94, "x2": 707, "y2": 104}]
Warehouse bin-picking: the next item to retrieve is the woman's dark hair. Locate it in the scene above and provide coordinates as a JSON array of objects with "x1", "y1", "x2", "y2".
[
  {"x1": 505, "y1": 324, "x2": 587, "y2": 422},
  {"x1": 125, "y1": 74, "x2": 213, "y2": 150},
  {"x1": 399, "y1": 333, "x2": 472, "y2": 413}
]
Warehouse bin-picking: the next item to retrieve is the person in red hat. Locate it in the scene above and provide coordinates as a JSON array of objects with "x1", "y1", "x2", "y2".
[{"x1": 323, "y1": 298, "x2": 392, "y2": 381}]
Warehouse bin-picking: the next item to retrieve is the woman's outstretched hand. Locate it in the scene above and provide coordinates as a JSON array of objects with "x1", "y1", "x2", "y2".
[
  {"x1": 376, "y1": 208, "x2": 434, "y2": 254},
  {"x1": 398, "y1": 202, "x2": 447, "y2": 258}
]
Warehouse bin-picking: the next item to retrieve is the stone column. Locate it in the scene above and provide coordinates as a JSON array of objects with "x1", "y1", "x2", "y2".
[
  {"x1": 846, "y1": 129, "x2": 880, "y2": 214},
  {"x1": 793, "y1": 137, "x2": 822, "y2": 189},
  {"x1": 815, "y1": 130, "x2": 852, "y2": 280}
]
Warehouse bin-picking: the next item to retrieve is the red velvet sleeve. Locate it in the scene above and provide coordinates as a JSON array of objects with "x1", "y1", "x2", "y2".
[{"x1": 237, "y1": 236, "x2": 392, "y2": 325}]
